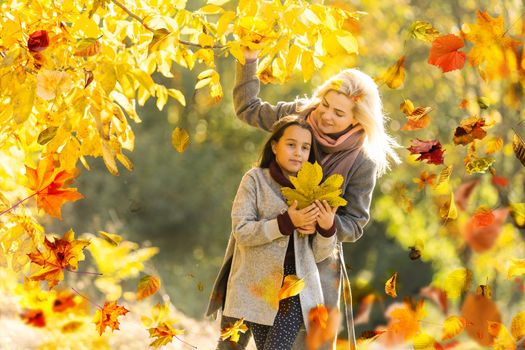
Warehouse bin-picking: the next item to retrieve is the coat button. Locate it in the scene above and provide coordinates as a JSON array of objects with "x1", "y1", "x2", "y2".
[{"x1": 279, "y1": 241, "x2": 286, "y2": 247}]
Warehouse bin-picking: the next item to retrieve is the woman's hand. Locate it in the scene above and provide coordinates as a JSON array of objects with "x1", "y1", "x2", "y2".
[
  {"x1": 288, "y1": 200, "x2": 319, "y2": 229},
  {"x1": 242, "y1": 46, "x2": 260, "y2": 61},
  {"x1": 297, "y1": 224, "x2": 316, "y2": 235},
  {"x1": 315, "y1": 200, "x2": 338, "y2": 230}
]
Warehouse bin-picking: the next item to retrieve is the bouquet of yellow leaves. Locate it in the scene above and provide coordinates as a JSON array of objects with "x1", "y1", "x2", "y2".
[{"x1": 281, "y1": 162, "x2": 347, "y2": 210}]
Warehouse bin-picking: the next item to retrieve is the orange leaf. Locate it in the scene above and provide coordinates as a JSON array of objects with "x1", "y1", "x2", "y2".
[
  {"x1": 442, "y1": 316, "x2": 467, "y2": 340},
  {"x1": 472, "y1": 207, "x2": 495, "y2": 227},
  {"x1": 93, "y1": 301, "x2": 129, "y2": 335},
  {"x1": 487, "y1": 322, "x2": 517, "y2": 350},
  {"x1": 428, "y1": 34, "x2": 466, "y2": 72},
  {"x1": 420, "y1": 285, "x2": 448, "y2": 314},
  {"x1": 463, "y1": 207, "x2": 509, "y2": 253},
  {"x1": 25, "y1": 156, "x2": 84, "y2": 219},
  {"x1": 20, "y1": 309, "x2": 46, "y2": 327},
  {"x1": 137, "y1": 275, "x2": 161, "y2": 301},
  {"x1": 400, "y1": 99, "x2": 433, "y2": 131},
  {"x1": 385, "y1": 272, "x2": 399, "y2": 298},
  {"x1": 386, "y1": 300, "x2": 426, "y2": 341},
  {"x1": 27, "y1": 229, "x2": 90, "y2": 289},
  {"x1": 355, "y1": 294, "x2": 378, "y2": 325},
  {"x1": 453, "y1": 117, "x2": 487, "y2": 145},
  {"x1": 307, "y1": 305, "x2": 341, "y2": 350},
  {"x1": 461, "y1": 293, "x2": 501, "y2": 346},
  {"x1": 53, "y1": 291, "x2": 76, "y2": 312},
  {"x1": 413, "y1": 171, "x2": 437, "y2": 191},
  {"x1": 376, "y1": 56, "x2": 405, "y2": 89},
  {"x1": 454, "y1": 179, "x2": 480, "y2": 211}
]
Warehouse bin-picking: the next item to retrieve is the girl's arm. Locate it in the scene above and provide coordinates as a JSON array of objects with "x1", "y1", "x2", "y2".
[
  {"x1": 231, "y1": 171, "x2": 286, "y2": 246},
  {"x1": 312, "y1": 233, "x2": 337, "y2": 263},
  {"x1": 335, "y1": 154, "x2": 378, "y2": 243},
  {"x1": 233, "y1": 60, "x2": 301, "y2": 132}
]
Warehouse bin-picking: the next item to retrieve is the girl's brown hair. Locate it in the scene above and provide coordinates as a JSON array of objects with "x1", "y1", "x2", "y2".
[{"x1": 258, "y1": 115, "x2": 316, "y2": 168}]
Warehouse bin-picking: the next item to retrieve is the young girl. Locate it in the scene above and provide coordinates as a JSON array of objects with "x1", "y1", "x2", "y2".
[
  {"x1": 207, "y1": 115, "x2": 338, "y2": 349},
  {"x1": 228, "y1": 49, "x2": 401, "y2": 349}
]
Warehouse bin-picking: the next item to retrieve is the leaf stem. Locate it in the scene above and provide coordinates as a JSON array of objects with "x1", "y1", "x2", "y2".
[
  {"x1": 71, "y1": 287, "x2": 103, "y2": 309},
  {"x1": 66, "y1": 267, "x2": 103, "y2": 276},
  {"x1": 174, "y1": 336, "x2": 197, "y2": 349},
  {"x1": 0, "y1": 192, "x2": 38, "y2": 217}
]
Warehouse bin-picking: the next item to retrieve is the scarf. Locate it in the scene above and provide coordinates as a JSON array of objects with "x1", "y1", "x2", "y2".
[{"x1": 306, "y1": 109, "x2": 366, "y2": 192}]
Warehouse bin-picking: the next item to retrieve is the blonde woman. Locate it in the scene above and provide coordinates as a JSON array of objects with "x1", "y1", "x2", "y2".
[{"x1": 214, "y1": 49, "x2": 401, "y2": 350}]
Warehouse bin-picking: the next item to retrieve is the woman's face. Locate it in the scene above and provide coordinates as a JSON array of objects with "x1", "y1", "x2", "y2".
[
  {"x1": 315, "y1": 90, "x2": 356, "y2": 134},
  {"x1": 271, "y1": 125, "x2": 312, "y2": 177}
]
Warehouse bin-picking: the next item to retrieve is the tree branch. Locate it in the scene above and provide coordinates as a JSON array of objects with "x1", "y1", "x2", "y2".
[{"x1": 110, "y1": 0, "x2": 226, "y2": 49}]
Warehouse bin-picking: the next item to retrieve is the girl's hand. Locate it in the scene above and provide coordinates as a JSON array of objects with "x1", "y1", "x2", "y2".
[
  {"x1": 315, "y1": 200, "x2": 338, "y2": 230},
  {"x1": 297, "y1": 224, "x2": 316, "y2": 235},
  {"x1": 288, "y1": 200, "x2": 319, "y2": 229},
  {"x1": 242, "y1": 46, "x2": 260, "y2": 61}
]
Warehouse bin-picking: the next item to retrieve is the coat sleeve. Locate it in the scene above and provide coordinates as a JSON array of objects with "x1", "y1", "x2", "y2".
[
  {"x1": 312, "y1": 233, "x2": 337, "y2": 263},
  {"x1": 335, "y1": 155, "x2": 378, "y2": 243},
  {"x1": 233, "y1": 60, "x2": 300, "y2": 132},
  {"x1": 231, "y1": 171, "x2": 285, "y2": 246}
]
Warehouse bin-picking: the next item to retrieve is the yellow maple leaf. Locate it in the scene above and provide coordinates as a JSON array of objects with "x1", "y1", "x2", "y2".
[
  {"x1": 376, "y1": 56, "x2": 405, "y2": 89},
  {"x1": 464, "y1": 11, "x2": 521, "y2": 80},
  {"x1": 281, "y1": 162, "x2": 347, "y2": 210},
  {"x1": 148, "y1": 322, "x2": 185, "y2": 348},
  {"x1": 511, "y1": 311, "x2": 525, "y2": 341},
  {"x1": 443, "y1": 268, "x2": 472, "y2": 299},
  {"x1": 508, "y1": 258, "x2": 525, "y2": 279},
  {"x1": 220, "y1": 318, "x2": 248, "y2": 342}
]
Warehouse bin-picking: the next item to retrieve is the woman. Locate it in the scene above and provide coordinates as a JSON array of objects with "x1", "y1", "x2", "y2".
[
  {"x1": 222, "y1": 49, "x2": 400, "y2": 349},
  {"x1": 208, "y1": 115, "x2": 338, "y2": 349}
]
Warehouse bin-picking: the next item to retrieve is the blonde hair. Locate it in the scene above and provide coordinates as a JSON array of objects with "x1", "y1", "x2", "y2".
[{"x1": 298, "y1": 68, "x2": 401, "y2": 177}]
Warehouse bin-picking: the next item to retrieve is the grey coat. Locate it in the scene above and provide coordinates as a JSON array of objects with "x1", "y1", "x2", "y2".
[
  {"x1": 206, "y1": 167, "x2": 336, "y2": 331},
  {"x1": 229, "y1": 60, "x2": 378, "y2": 349}
]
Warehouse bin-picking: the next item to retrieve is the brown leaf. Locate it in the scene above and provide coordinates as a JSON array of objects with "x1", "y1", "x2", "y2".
[
  {"x1": 512, "y1": 132, "x2": 525, "y2": 167},
  {"x1": 137, "y1": 275, "x2": 161, "y2": 301}
]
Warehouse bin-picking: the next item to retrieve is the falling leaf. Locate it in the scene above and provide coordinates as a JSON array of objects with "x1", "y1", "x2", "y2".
[
  {"x1": 454, "y1": 179, "x2": 479, "y2": 211},
  {"x1": 491, "y1": 175, "x2": 509, "y2": 188},
  {"x1": 409, "y1": 239, "x2": 424, "y2": 260},
  {"x1": 356, "y1": 330, "x2": 387, "y2": 347},
  {"x1": 508, "y1": 258, "x2": 525, "y2": 279},
  {"x1": 28, "y1": 30, "x2": 50, "y2": 52},
  {"x1": 171, "y1": 127, "x2": 190, "y2": 153},
  {"x1": 420, "y1": 286, "x2": 448, "y2": 314},
  {"x1": 453, "y1": 117, "x2": 487, "y2": 145},
  {"x1": 220, "y1": 318, "x2": 248, "y2": 342},
  {"x1": 442, "y1": 316, "x2": 467, "y2": 340},
  {"x1": 25, "y1": 156, "x2": 84, "y2": 219},
  {"x1": 355, "y1": 294, "x2": 378, "y2": 325},
  {"x1": 376, "y1": 56, "x2": 405, "y2": 89},
  {"x1": 20, "y1": 309, "x2": 46, "y2": 327},
  {"x1": 281, "y1": 162, "x2": 347, "y2": 209},
  {"x1": 476, "y1": 284, "x2": 492, "y2": 299},
  {"x1": 463, "y1": 207, "x2": 509, "y2": 253},
  {"x1": 461, "y1": 293, "x2": 501, "y2": 346},
  {"x1": 278, "y1": 275, "x2": 304, "y2": 301},
  {"x1": 413, "y1": 171, "x2": 436, "y2": 191},
  {"x1": 408, "y1": 21, "x2": 440, "y2": 42},
  {"x1": 428, "y1": 34, "x2": 466, "y2": 72},
  {"x1": 510, "y1": 203, "x2": 525, "y2": 229},
  {"x1": 511, "y1": 311, "x2": 525, "y2": 341},
  {"x1": 444, "y1": 268, "x2": 472, "y2": 299},
  {"x1": 250, "y1": 270, "x2": 283, "y2": 309},
  {"x1": 434, "y1": 165, "x2": 453, "y2": 191},
  {"x1": 487, "y1": 322, "x2": 517, "y2": 350},
  {"x1": 439, "y1": 192, "x2": 458, "y2": 220},
  {"x1": 512, "y1": 133, "x2": 525, "y2": 167},
  {"x1": 53, "y1": 291, "x2": 76, "y2": 312},
  {"x1": 472, "y1": 207, "x2": 495, "y2": 227},
  {"x1": 400, "y1": 99, "x2": 432, "y2": 131},
  {"x1": 465, "y1": 157, "x2": 495, "y2": 174},
  {"x1": 98, "y1": 231, "x2": 123, "y2": 246},
  {"x1": 385, "y1": 272, "x2": 399, "y2": 298},
  {"x1": 307, "y1": 305, "x2": 341, "y2": 350},
  {"x1": 386, "y1": 300, "x2": 426, "y2": 341},
  {"x1": 36, "y1": 69, "x2": 74, "y2": 101},
  {"x1": 93, "y1": 300, "x2": 129, "y2": 335},
  {"x1": 137, "y1": 275, "x2": 161, "y2": 301},
  {"x1": 413, "y1": 332, "x2": 444, "y2": 350},
  {"x1": 37, "y1": 127, "x2": 59, "y2": 145},
  {"x1": 148, "y1": 322, "x2": 185, "y2": 348},
  {"x1": 27, "y1": 229, "x2": 90, "y2": 289},
  {"x1": 407, "y1": 139, "x2": 445, "y2": 165}
]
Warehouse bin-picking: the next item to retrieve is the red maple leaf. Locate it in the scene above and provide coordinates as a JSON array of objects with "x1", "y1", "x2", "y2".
[
  {"x1": 428, "y1": 34, "x2": 466, "y2": 73},
  {"x1": 407, "y1": 139, "x2": 445, "y2": 165}
]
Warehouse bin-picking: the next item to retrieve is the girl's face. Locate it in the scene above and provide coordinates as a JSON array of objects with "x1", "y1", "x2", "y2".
[
  {"x1": 271, "y1": 125, "x2": 312, "y2": 177},
  {"x1": 315, "y1": 90, "x2": 356, "y2": 134}
]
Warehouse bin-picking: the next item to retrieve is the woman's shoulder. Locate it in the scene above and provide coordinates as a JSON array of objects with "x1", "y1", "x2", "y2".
[
  {"x1": 242, "y1": 167, "x2": 270, "y2": 181},
  {"x1": 354, "y1": 150, "x2": 379, "y2": 174}
]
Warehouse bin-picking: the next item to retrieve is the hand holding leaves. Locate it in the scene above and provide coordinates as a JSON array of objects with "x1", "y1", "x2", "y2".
[
  {"x1": 288, "y1": 200, "x2": 319, "y2": 231},
  {"x1": 315, "y1": 200, "x2": 338, "y2": 230}
]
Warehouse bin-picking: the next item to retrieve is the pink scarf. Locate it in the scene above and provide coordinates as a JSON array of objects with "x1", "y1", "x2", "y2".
[{"x1": 306, "y1": 110, "x2": 366, "y2": 191}]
